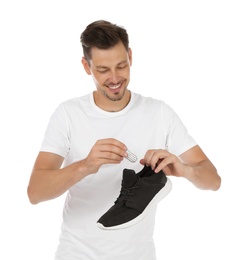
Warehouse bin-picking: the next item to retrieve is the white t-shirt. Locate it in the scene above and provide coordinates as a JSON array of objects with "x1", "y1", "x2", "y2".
[{"x1": 41, "y1": 91, "x2": 196, "y2": 260}]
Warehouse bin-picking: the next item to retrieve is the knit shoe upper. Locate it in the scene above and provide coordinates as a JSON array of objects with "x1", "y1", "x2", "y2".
[{"x1": 97, "y1": 165, "x2": 172, "y2": 230}]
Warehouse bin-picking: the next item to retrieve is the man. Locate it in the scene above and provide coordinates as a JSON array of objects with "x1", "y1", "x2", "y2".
[{"x1": 27, "y1": 20, "x2": 221, "y2": 260}]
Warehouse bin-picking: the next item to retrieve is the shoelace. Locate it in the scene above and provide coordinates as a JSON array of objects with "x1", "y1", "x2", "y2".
[{"x1": 115, "y1": 182, "x2": 140, "y2": 204}]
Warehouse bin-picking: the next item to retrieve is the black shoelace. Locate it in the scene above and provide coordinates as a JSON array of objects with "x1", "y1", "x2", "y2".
[{"x1": 115, "y1": 181, "x2": 140, "y2": 204}]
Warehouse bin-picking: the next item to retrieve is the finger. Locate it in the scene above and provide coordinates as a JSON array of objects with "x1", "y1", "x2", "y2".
[
  {"x1": 144, "y1": 150, "x2": 168, "y2": 170},
  {"x1": 97, "y1": 150, "x2": 124, "y2": 162},
  {"x1": 154, "y1": 155, "x2": 175, "y2": 173},
  {"x1": 99, "y1": 144, "x2": 127, "y2": 158},
  {"x1": 150, "y1": 155, "x2": 165, "y2": 171},
  {"x1": 139, "y1": 158, "x2": 145, "y2": 165},
  {"x1": 142, "y1": 150, "x2": 156, "y2": 166},
  {"x1": 97, "y1": 138, "x2": 127, "y2": 151}
]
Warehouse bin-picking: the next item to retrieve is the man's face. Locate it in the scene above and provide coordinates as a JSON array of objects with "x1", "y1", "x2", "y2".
[{"x1": 82, "y1": 41, "x2": 132, "y2": 105}]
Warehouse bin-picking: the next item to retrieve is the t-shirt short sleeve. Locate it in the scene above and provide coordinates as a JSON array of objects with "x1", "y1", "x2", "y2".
[
  {"x1": 162, "y1": 102, "x2": 197, "y2": 156},
  {"x1": 40, "y1": 104, "x2": 70, "y2": 158}
]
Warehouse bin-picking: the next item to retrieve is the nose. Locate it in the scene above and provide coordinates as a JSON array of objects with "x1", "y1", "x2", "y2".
[{"x1": 109, "y1": 69, "x2": 120, "y2": 83}]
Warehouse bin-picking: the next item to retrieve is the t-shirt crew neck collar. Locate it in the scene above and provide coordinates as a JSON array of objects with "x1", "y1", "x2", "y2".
[{"x1": 89, "y1": 91, "x2": 134, "y2": 116}]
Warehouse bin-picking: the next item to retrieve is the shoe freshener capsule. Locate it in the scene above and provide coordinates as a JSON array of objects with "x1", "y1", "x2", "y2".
[{"x1": 125, "y1": 150, "x2": 137, "y2": 163}]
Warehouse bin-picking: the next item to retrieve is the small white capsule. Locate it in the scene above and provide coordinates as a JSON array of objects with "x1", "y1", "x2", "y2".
[{"x1": 125, "y1": 150, "x2": 137, "y2": 163}]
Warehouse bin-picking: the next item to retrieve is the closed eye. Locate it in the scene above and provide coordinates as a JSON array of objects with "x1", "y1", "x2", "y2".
[
  {"x1": 97, "y1": 69, "x2": 109, "y2": 74},
  {"x1": 117, "y1": 64, "x2": 127, "y2": 70}
]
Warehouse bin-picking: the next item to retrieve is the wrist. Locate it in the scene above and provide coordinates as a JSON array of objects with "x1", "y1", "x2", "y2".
[{"x1": 69, "y1": 160, "x2": 92, "y2": 182}]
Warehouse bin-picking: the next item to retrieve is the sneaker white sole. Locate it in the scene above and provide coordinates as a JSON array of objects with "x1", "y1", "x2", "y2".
[{"x1": 97, "y1": 177, "x2": 172, "y2": 230}]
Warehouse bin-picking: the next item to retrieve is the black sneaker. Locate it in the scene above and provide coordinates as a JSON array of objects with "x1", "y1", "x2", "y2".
[{"x1": 97, "y1": 165, "x2": 172, "y2": 230}]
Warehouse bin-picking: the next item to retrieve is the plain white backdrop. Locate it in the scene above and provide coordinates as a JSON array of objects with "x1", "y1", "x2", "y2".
[{"x1": 1, "y1": 0, "x2": 236, "y2": 259}]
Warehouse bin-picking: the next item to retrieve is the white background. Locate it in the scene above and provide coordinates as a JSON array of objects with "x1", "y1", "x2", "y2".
[{"x1": 1, "y1": 0, "x2": 236, "y2": 259}]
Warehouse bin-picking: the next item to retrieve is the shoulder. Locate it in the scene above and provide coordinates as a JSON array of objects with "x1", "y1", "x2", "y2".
[
  {"x1": 54, "y1": 93, "x2": 91, "y2": 114},
  {"x1": 131, "y1": 92, "x2": 171, "y2": 111},
  {"x1": 131, "y1": 92, "x2": 180, "y2": 123},
  {"x1": 60, "y1": 93, "x2": 90, "y2": 108},
  {"x1": 49, "y1": 93, "x2": 92, "y2": 120}
]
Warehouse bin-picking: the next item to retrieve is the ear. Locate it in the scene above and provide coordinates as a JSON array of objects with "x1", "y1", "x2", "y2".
[
  {"x1": 81, "y1": 57, "x2": 91, "y2": 75},
  {"x1": 128, "y1": 48, "x2": 132, "y2": 66}
]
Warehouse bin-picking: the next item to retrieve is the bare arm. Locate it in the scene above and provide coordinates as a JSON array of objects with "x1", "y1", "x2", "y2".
[
  {"x1": 140, "y1": 145, "x2": 221, "y2": 191},
  {"x1": 179, "y1": 145, "x2": 221, "y2": 190},
  {"x1": 27, "y1": 138, "x2": 127, "y2": 204},
  {"x1": 27, "y1": 152, "x2": 88, "y2": 204}
]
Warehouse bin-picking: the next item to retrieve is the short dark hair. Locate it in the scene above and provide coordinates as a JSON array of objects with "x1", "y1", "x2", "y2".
[{"x1": 80, "y1": 20, "x2": 129, "y2": 61}]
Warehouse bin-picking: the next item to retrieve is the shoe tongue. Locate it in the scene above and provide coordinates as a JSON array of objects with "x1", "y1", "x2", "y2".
[{"x1": 122, "y1": 169, "x2": 138, "y2": 188}]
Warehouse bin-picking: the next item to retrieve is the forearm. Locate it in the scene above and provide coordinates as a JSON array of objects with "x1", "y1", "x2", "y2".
[
  {"x1": 28, "y1": 139, "x2": 127, "y2": 204},
  {"x1": 27, "y1": 160, "x2": 89, "y2": 204},
  {"x1": 183, "y1": 160, "x2": 221, "y2": 191}
]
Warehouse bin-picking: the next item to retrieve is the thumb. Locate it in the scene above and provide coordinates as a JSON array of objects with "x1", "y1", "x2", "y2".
[{"x1": 139, "y1": 159, "x2": 145, "y2": 165}]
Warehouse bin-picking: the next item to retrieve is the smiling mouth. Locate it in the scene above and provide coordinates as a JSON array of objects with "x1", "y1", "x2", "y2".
[{"x1": 107, "y1": 83, "x2": 121, "y2": 90}]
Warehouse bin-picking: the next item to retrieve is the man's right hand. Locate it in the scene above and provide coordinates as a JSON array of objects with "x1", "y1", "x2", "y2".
[{"x1": 83, "y1": 138, "x2": 128, "y2": 174}]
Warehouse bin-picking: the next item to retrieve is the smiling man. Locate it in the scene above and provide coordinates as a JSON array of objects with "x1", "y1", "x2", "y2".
[
  {"x1": 82, "y1": 40, "x2": 132, "y2": 110},
  {"x1": 27, "y1": 20, "x2": 221, "y2": 260}
]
